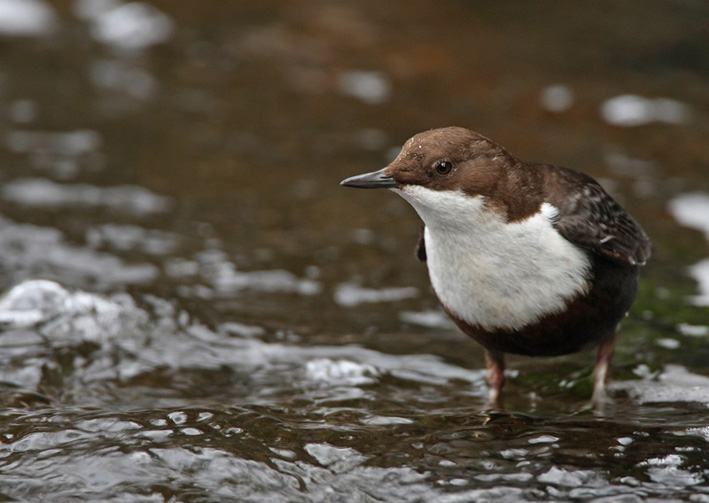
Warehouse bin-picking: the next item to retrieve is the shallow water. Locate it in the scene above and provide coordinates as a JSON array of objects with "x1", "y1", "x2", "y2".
[{"x1": 1, "y1": 1, "x2": 709, "y2": 501}]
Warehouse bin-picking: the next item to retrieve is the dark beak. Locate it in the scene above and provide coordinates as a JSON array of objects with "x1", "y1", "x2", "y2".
[{"x1": 340, "y1": 168, "x2": 396, "y2": 189}]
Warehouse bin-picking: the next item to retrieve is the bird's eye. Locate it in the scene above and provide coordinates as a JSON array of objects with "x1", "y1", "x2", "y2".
[{"x1": 435, "y1": 160, "x2": 453, "y2": 175}]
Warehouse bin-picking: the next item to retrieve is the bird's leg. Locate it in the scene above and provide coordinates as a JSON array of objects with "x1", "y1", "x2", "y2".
[
  {"x1": 592, "y1": 336, "x2": 615, "y2": 405},
  {"x1": 484, "y1": 349, "x2": 506, "y2": 409}
]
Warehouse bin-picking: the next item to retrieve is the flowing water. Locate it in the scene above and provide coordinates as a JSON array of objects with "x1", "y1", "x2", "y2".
[{"x1": 0, "y1": 1, "x2": 709, "y2": 501}]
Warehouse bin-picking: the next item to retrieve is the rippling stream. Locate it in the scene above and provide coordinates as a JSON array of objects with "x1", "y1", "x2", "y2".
[{"x1": 1, "y1": 1, "x2": 709, "y2": 501}]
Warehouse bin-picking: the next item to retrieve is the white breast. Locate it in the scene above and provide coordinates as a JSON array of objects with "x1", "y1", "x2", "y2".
[{"x1": 394, "y1": 186, "x2": 591, "y2": 331}]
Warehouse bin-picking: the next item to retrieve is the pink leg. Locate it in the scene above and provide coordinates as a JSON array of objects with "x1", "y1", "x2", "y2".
[
  {"x1": 485, "y1": 350, "x2": 506, "y2": 408},
  {"x1": 592, "y1": 337, "x2": 615, "y2": 405}
]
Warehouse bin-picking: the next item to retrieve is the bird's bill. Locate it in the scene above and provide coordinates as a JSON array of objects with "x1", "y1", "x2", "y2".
[{"x1": 340, "y1": 168, "x2": 396, "y2": 189}]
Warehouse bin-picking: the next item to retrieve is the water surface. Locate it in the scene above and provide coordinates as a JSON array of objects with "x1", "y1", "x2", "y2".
[{"x1": 1, "y1": 1, "x2": 709, "y2": 501}]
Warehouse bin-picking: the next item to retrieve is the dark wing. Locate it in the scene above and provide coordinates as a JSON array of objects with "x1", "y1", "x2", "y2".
[
  {"x1": 416, "y1": 225, "x2": 427, "y2": 262},
  {"x1": 545, "y1": 166, "x2": 652, "y2": 267}
]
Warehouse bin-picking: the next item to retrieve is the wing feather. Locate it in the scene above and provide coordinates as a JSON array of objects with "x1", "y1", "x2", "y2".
[{"x1": 544, "y1": 166, "x2": 651, "y2": 266}]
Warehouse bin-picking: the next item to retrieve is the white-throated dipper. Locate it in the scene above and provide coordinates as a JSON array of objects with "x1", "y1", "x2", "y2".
[{"x1": 341, "y1": 127, "x2": 651, "y2": 406}]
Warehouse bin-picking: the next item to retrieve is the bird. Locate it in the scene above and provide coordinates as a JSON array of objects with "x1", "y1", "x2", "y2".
[{"x1": 341, "y1": 127, "x2": 651, "y2": 407}]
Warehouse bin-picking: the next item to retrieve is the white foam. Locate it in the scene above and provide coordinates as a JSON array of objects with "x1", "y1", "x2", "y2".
[
  {"x1": 540, "y1": 84, "x2": 574, "y2": 112},
  {"x1": 399, "y1": 310, "x2": 455, "y2": 329},
  {"x1": 668, "y1": 193, "x2": 709, "y2": 306},
  {"x1": 0, "y1": 279, "x2": 149, "y2": 344},
  {"x1": 334, "y1": 282, "x2": 418, "y2": 307},
  {"x1": 668, "y1": 192, "x2": 709, "y2": 241},
  {"x1": 88, "y1": 2, "x2": 174, "y2": 51},
  {"x1": 197, "y1": 248, "x2": 322, "y2": 296},
  {"x1": 338, "y1": 71, "x2": 391, "y2": 105},
  {"x1": 687, "y1": 259, "x2": 709, "y2": 307},
  {"x1": 0, "y1": 215, "x2": 159, "y2": 287},
  {"x1": 611, "y1": 364, "x2": 709, "y2": 405},
  {"x1": 2, "y1": 178, "x2": 171, "y2": 215},
  {"x1": 86, "y1": 224, "x2": 179, "y2": 255},
  {"x1": 601, "y1": 94, "x2": 691, "y2": 127},
  {"x1": 305, "y1": 358, "x2": 379, "y2": 385}
]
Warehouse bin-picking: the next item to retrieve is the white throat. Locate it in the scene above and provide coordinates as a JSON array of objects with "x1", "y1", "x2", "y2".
[{"x1": 393, "y1": 185, "x2": 591, "y2": 331}]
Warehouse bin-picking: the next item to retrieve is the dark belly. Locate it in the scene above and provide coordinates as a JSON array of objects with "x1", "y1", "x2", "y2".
[{"x1": 444, "y1": 257, "x2": 639, "y2": 357}]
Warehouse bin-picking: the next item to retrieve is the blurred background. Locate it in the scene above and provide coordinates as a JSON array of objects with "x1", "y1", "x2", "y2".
[{"x1": 0, "y1": 1, "x2": 708, "y2": 501}]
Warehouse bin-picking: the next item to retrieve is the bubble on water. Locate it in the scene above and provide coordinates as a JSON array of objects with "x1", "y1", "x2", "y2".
[
  {"x1": 680, "y1": 426, "x2": 709, "y2": 443},
  {"x1": 0, "y1": 279, "x2": 150, "y2": 345},
  {"x1": 76, "y1": 418, "x2": 141, "y2": 433},
  {"x1": 640, "y1": 454, "x2": 684, "y2": 467},
  {"x1": 0, "y1": 216, "x2": 159, "y2": 287},
  {"x1": 73, "y1": 0, "x2": 119, "y2": 20},
  {"x1": 352, "y1": 228, "x2": 375, "y2": 245},
  {"x1": 338, "y1": 71, "x2": 391, "y2": 105},
  {"x1": 304, "y1": 443, "x2": 367, "y2": 473},
  {"x1": 538, "y1": 466, "x2": 596, "y2": 486},
  {"x1": 499, "y1": 448, "x2": 528, "y2": 459},
  {"x1": 600, "y1": 94, "x2": 691, "y2": 127},
  {"x1": 528, "y1": 435, "x2": 559, "y2": 444},
  {"x1": 86, "y1": 224, "x2": 179, "y2": 255},
  {"x1": 137, "y1": 429, "x2": 173, "y2": 441},
  {"x1": 5, "y1": 130, "x2": 105, "y2": 178},
  {"x1": 334, "y1": 282, "x2": 418, "y2": 307},
  {"x1": 612, "y1": 364, "x2": 709, "y2": 405},
  {"x1": 0, "y1": 0, "x2": 55, "y2": 37},
  {"x1": 667, "y1": 193, "x2": 709, "y2": 306},
  {"x1": 8, "y1": 99, "x2": 38, "y2": 124},
  {"x1": 197, "y1": 248, "x2": 322, "y2": 296},
  {"x1": 87, "y1": 2, "x2": 174, "y2": 51},
  {"x1": 540, "y1": 84, "x2": 574, "y2": 112},
  {"x1": 357, "y1": 128, "x2": 388, "y2": 151},
  {"x1": 167, "y1": 411, "x2": 187, "y2": 425},
  {"x1": 399, "y1": 310, "x2": 455, "y2": 329},
  {"x1": 89, "y1": 59, "x2": 157, "y2": 100},
  {"x1": 361, "y1": 415, "x2": 414, "y2": 426},
  {"x1": 6, "y1": 129, "x2": 102, "y2": 156},
  {"x1": 165, "y1": 258, "x2": 200, "y2": 278},
  {"x1": 305, "y1": 358, "x2": 379, "y2": 386},
  {"x1": 656, "y1": 338, "x2": 680, "y2": 349},
  {"x1": 603, "y1": 149, "x2": 656, "y2": 179},
  {"x1": 687, "y1": 259, "x2": 709, "y2": 307},
  {"x1": 668, "y1": 192, "x2": 709, "y2": 241},
  {"x1": 2, "y1": 178, "x2": 171, "y2": 216},
  {"x1": 639, "y1": 455, "x2": 702, "y2": 488},
  {"x1": 211, "y1": 268, "x2": 322, "y2": 296},
  {"x1": 677, "y1": 323, "x2": 709, "y2": 337},
  {"x1": 220, "y1": 322, "x2": 266, "y2": 339}
]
